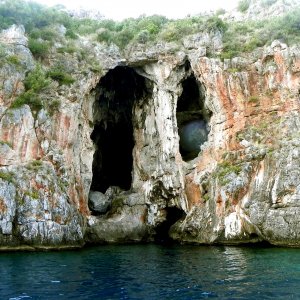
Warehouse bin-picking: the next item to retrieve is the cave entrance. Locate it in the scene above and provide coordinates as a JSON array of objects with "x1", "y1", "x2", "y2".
[
  {"x1": 155, "y1": 207, "x2": 185, "y2": 244},
  {"x1": 177, "y1": 68, "x2": 210, "y2": 161},
  {"x1": 90, "y1": 66, "x2": 148, "y2": 194}
]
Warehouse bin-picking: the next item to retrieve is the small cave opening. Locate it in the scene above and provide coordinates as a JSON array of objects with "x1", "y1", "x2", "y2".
[
  {"x1": 155, "y1": 207, "x2": 185, "y2": 244},
  {"x1": 90, "y1": 66, "x2": 149, "y2": 195},
  {"x1": 177, "y1": 67, "x2": 211, "y2": 161}
]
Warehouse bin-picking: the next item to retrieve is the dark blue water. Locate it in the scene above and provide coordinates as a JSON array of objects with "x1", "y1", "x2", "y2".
[{"x1": 0, "y1": 244, "x2": 299, "y2": 299}]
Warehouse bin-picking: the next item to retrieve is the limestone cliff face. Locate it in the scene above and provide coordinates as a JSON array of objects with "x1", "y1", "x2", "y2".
[
  {"x1": 170, "y1": 41, "x2": 300, "y2": 246},
  {"x1": 0, "y1": 24, "x2": 299, "y2": 249}
]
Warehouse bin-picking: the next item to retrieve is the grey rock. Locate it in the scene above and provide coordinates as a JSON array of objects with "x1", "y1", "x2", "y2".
[
  {"x1": 0, "y1": 25, "x2": 27, "y2": 46},
  {"x1": 88, "y1": 191, "x2": 111, "y2": 213},
  {"x1": 85, "y1": 205, "x2": 148, "y2": 244}
]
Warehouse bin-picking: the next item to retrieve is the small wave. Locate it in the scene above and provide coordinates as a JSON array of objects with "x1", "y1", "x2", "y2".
[{"x1": 9, "y1": 295, "x2": 31, "y2": 300}]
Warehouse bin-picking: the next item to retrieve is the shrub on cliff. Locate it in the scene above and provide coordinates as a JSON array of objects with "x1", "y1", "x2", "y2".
[
  {"x1": 65, "y1": 28, "x2": 78, "y2": 39},
  {"x1": 6, "y1": 55, "x2": 21, "y2": 66},
  {"x1": 29, "y1": 27, "x2": 60, "y2": 42},
  {"x1": 47, "y1": 68, "x2": 75, "y2": 86},
  {"x1": 11, "y1": 90, "x2": 43, "y2": 111},
  {"x1": 206, "y1": 16, "x2": 228, "y2": 33},
  {"x1": 265, "y1": 9, "x2": 300, "y2": 44},
  {"x1": 136, "y1": 30, "x2": 150, "y2": 43},
  {"x1": 159, "y1": 17, "x2": 203, "y2": 42},
  {"x1": 10, "y1": 64, "x2": 67, "y2": 115},
  {"x1": 114, "y1": 29, "x2": 135, "y2": 49},
  {"x1": 97, "y1": 29, "x2": 114, "y2": 44},
  {"x1": 94, "y1": 15, "x2": 168, "y2": 48},
  {"x1": 11, "y1": 65, "x2": 50, "y2": 111},
  {"x1": 28, "y1": 38, "x2": 50, "y2": 59},
  {"x1": 238, "y1": 0, "x2": 250, "y2": 12},
  {"x1": 220, "y1": 7, "x2": 300, "y2": 59},
  {"x1": 0, "y1": 1, "x2": 74, "y2": 58},
  {"x1": 0, "y1": 171, "x2": 14, "y2": 183},
  {"x1": 24, "y1": 65, "x2": 51, "y2": 92},
  {"x1": 0, "y1": 0, "x2": 72, "y2": 32}
]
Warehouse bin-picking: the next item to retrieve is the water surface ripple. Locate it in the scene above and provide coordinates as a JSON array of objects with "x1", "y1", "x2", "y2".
[{"x1": 0, "y1": 245, "x2": 299, "y2": 299}]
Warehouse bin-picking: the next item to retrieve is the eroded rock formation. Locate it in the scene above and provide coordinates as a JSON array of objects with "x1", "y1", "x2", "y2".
[{"x1": 0, "y1": 24, "x2": 300, "y2": 249}]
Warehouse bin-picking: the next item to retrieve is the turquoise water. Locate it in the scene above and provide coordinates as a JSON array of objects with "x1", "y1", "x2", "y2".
[{"x1": 0, "y1": 244, "x2": 299, "y2": 299}]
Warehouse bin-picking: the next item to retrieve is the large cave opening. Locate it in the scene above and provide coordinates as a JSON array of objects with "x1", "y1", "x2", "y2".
[
  {"x1": 177, "y1": 67, "x2": 211, "y2": 161},
  {"x1": 90, "y1": 66, "x2": 148, "y2": 194}
]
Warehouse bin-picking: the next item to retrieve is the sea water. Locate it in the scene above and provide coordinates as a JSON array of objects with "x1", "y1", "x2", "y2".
[{"x1": 0, "y1": 244, "x2": 299, "y2": 299}]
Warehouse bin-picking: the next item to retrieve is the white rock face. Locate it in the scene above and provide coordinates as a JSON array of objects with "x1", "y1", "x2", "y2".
[
  {"x1": 132, "y1": 62, "x2": 189, "y2": 217},
  {"x1": 224, "y1": 212, "x2": 242, "y2": 239},
  {"x1": 0, "y1": 25, "x2": 28, "y2": 46}
]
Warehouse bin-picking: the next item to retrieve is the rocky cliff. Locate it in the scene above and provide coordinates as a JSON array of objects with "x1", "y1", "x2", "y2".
[{"x1": 0, "y1": 7, "x2": 300, "y2": 249}]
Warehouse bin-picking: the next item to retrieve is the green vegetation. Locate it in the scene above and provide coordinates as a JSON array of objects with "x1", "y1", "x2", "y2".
[
  {"x1": 24, "y1": 189, "x2": 39, "y2": 199},
  {"x1": 88, "y1": 62, "x2": 103, "y2": 73},
  {"x1": 26, "y1": 160, "x2": 43, "y2": 171},
  {"x1": 265, "y1": 9, "x2": 300, "y2": 44},
  {"x1": 0, "y1": 171, "x2": 14, "y2": 183},
  {"x1": 202, "y1": 194, "x2": 210, "y2": 202},
  {"x1": 248, "y1": 95, "x2": 259, "y2": 103},
  {"x1": 28, "y1": 38, "x2": 50, "y2": 59},
  {"x1": 47, "y1": 68, "x2": 75, "y2": 86},
  {"x1": 27, "y1": 27, "x2": 57, "y2": 59},
  {"x1": 238, "y1": 0, "x2": 250, "y2": 12},
  {"x1": 24, "y1": 65, "x2": 51, "y2": 92},
  {"x1": 0, "y1": 44, "x2": 6, "y2": 57},
  {"x1": 10, "y1": 63, "x2": 72, "y2": 113},
  {"x1": 11, "y1": 65, "x2": 50, "y2": 111},
  {"x1": 94, "y1": 15, "x2": 169, "y2": 48},
  {"x1": 221, "y1": 8, "x2": 300, "y2": 59},
  {"x1": 0, "y1": 0, "x2": 226, "y2": 50},
  {"x1": 10, "y1": 90, "x2": 43, "y2": 110},
  {"x1": 65, "y1": 28, "x2": 78, "y2": 39},
  {"x1": 0, "y1": 140, "x2": 12, "y2": 148},
  {"x1": 0, "y1": 0, "x2": 73, "y2": 32},
  {"x1": 214, "y1": 161, "x2": 242, "y2": 185},
  {"x1": 227, "y1": 68, "x2": 241, "y2": 73},
  {"x1": 158, "y1": 16, "x2": 227, "y2": 43},
  {"x1": 6, "y1": 54, "x2": 20, "y2": 66},
  {"x1": 0, "y1": 0, "x2": 299, "y2": 64},
  {"x1": 29, "y1": 27, "x2": 59, "y2": 42}
]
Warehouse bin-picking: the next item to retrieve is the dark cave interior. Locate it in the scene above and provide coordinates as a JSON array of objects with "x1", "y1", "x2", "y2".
[
  {"x1": 90, "y1": 66, "x2": 148, "y2": 194},
  {"x1": 155, "y1": 207, "x2": 185, "y2": 244},
  {"x1": 177, "y1": 70, "x2": 210, "y2": 161}
]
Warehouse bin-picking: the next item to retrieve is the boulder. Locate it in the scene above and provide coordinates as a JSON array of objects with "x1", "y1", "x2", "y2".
[{"x1": 88, "y1": 191, "x2": 111, "y2": 213}]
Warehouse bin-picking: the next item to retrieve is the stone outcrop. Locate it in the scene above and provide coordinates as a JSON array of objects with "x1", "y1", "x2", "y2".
[{"x1": 0, "y1": 22, "x2": 300, "y2": 249}]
